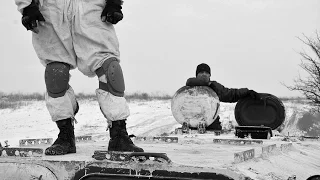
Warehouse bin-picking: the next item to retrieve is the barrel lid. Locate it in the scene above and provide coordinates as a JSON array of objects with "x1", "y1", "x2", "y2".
[
  {"x1": 171, "y1": 86, "x2": 220, "y2": 128},
  {"x1": 234, "y1": 93, "x2": 285, "y2": 130}
]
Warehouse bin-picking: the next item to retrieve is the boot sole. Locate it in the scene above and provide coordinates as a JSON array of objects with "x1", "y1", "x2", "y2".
[
  {"x1": 108, "y1": 147, "x2": 144, "y2": 152},
  {"x1": 45, "y1": 146, "x2": 76, "y2": 156}
]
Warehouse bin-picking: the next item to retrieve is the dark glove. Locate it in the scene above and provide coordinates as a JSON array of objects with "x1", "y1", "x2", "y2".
[
  {"x1": 248, "y1": 90, "x2": 260, "y2": 99},
  {"x1": 22, "y1": 0, "x2": 45, "y2": 33},
  {"x1": 101, "y1": 0, "x2": 123, "y2": 24},
  {"x1": 186, "y1": 77, "x2": 209, "y2": 87}
]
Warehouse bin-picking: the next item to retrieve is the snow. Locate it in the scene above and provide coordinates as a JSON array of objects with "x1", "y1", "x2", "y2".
[{"x1": 0, "y1": 99, "x2": 320, "y2": 179}]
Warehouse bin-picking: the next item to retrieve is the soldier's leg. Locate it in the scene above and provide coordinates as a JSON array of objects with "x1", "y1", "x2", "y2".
[
  {"x1": 30, "y1": 0, "x2": 79, "y2": 155},
  {"x1": 95, "y1": 58, "x2": 143, "y2": 152},
  {"x1": 73, "y1": 0, "x2": 143, "y2": 152},
  {"x1": 207, "y1": 116, "x2": 222, "y2": 130},
  {"x1": 44, "y1": 62, "x2": 79, "y2": 155}
]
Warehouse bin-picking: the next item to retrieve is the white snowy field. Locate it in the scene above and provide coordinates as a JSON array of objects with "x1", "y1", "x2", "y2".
[{"x1": 0, "y1": 99, "x2": 320, "y2": 180}]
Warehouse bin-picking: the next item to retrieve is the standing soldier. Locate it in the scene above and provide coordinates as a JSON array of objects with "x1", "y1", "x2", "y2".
[{"x1": 15, "y1": 0, "x2": 143, "y2": 155}]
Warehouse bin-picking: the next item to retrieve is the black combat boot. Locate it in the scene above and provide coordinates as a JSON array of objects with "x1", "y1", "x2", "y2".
[
  {"x1": 206, "y1": 116, "x2": 222, "y2": 130},
  {"x1": 108, "y1": 120, "x2": 144, "y2": 152},
  {"x1": 45, "y1": 118, "x2": 76, "y2": 155}
]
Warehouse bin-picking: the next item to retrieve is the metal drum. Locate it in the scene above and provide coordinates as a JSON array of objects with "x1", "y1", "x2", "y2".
[
  {"x1": 235, "y1": 93, "x2": 285, "y2": 130},
  {"x1": 171, "y1": 86, "x2": 220, "y2": 128}
]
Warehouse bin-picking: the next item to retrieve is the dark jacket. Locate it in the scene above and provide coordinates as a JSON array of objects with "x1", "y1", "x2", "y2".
[
  {"x1": 185, "y1": 78, "x2": 250, "y2": 103},
  {"x1": 185, "y1": 78, "x2": 249, "y2": 130},
  {"x1": 208, "y1": 81, "x2": 249, "y2": 103}
]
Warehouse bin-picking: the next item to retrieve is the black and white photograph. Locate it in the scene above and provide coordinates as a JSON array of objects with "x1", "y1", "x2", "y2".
[{"x1": 1, "y1": 0, "x2": 320, "y2": 179}]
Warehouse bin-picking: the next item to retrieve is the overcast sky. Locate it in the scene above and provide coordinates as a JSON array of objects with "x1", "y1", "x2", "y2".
[{"x1": 1, "y1": 0, "x2": 320, "y2": 97}]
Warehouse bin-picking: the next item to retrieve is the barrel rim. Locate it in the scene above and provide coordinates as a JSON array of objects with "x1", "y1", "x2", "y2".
[{"x1": 234, "y1": 93, "x2": 286, "y2": 130}]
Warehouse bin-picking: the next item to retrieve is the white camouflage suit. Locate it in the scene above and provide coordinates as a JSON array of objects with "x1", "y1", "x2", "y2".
[{"x1": 15, "y1": 0, "x2": 130, "y2": 123}]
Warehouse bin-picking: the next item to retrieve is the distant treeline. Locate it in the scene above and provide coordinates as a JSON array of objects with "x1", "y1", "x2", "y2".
[
  {"x1": 0, "y1": 91, "x2": 306, "y2": 110},
  {"x1": 278, "y1": 96, "x2": 308, "y2": 102},
  {"x1": 0, "y1": 92, "x2": 172, "y2": 110},
  {"x1": 0, "y1": 91, "x2": 306, "y2": 101},
  {"x1": 0, "y1": 91, "x2": 172, "y2": 102},
  {"x1": 74, "y1": 92, "x2": 172, "y2": 101}
]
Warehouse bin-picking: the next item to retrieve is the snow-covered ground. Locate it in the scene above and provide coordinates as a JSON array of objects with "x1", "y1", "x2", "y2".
[{"x1": 0, "y1": 99, "x2": 320, "y2": 180}]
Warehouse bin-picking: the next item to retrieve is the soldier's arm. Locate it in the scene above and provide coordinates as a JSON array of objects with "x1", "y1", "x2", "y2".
[
  {"x1": 15, "y1": 0, "x2": 33, "y2": 14},
  {"x1": 209, "y1": 81, "x2": 249, "y2": 103}
]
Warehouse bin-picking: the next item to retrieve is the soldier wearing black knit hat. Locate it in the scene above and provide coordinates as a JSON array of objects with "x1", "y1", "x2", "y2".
[{"x1": 186, "y1": 63, "x2": 260, "y2": 130}]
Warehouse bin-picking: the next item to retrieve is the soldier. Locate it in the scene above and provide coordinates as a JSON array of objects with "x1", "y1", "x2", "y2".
[
  {"x1": 15, "y1": 0, "x2": 143, "y2": 155},
  {"x1": 186, "y1": 63, "x2": 260, "y2": 130}
]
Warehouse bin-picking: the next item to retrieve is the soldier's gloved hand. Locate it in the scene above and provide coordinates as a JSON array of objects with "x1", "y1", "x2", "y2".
[
  {"x1": 186, "y1": 77, "x2": 209, "y2": 87},
  {"x1": 248, "y1": 90, "x2": 260, "y2": 99},
  {"x1": 101, "y1": 0, "x2": 123, "y2": 24},
  {"x1": 22, "y1": 0, "x2": 45, "y2": 34}
]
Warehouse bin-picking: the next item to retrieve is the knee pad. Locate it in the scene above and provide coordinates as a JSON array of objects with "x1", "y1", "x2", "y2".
[
  {"x1": 96, "y1": 58, "x2": 125, "y2": 97},
  {"x1": 45, "y1": 62, "x2": 70, "y2": 98}
]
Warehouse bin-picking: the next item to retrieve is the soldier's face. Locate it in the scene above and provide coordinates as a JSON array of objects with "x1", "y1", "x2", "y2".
[{"x1": 196, "y1": 72, "x2": 210, "y2": 83}]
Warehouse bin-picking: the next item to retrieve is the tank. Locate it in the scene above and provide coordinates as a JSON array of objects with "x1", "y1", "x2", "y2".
[{"x1": 171, "y1": 86, "x2": 220, "y2": 128}]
